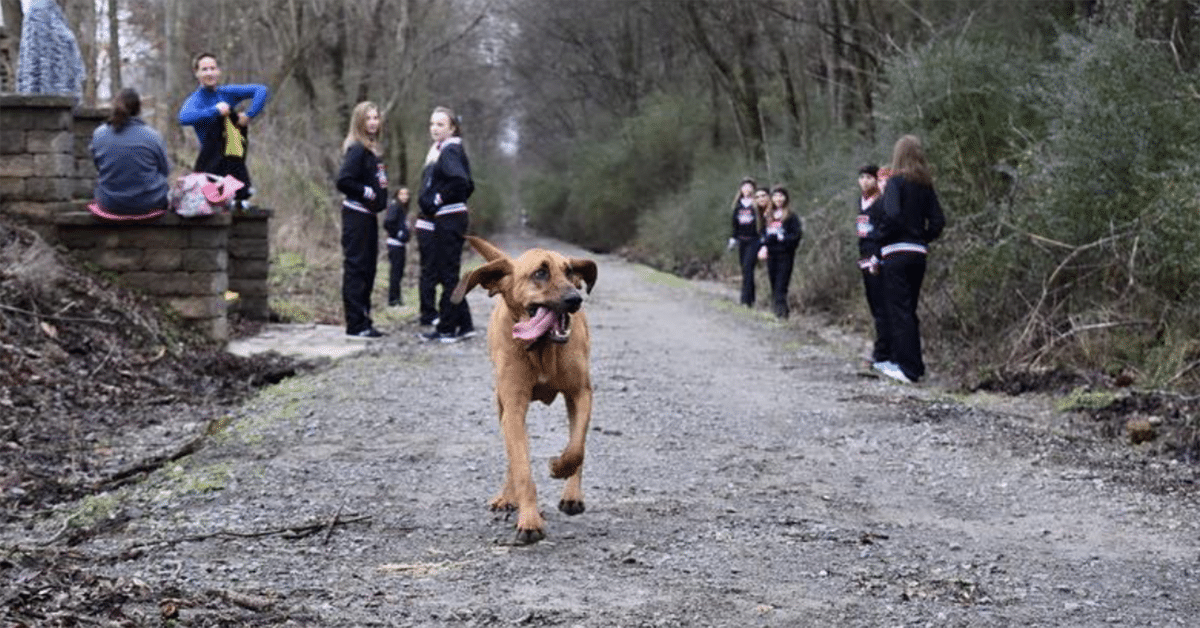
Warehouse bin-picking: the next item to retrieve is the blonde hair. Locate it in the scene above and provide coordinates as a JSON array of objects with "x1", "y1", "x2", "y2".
[
  {"x1": 890, "y1": 135, "x2": 932, "y2": 186},
  {"x1": 342, "y1": 101, "x2": 380, "y2": 155}
]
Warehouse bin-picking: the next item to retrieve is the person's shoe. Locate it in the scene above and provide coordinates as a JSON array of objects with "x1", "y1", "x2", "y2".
[
  {"x1": 418, "y1": 316, "x2": 440, "y2": 327},
  {"x1": 419, "y1": 330, "x2": 459, "y2": 343},
  {"x1": 873, "y1": 361, "x2": 912, "y2": 384},
  {"x1": 349, "y1": 327, "x2": 385, "y2": 338},
  {"x1": 456, "y1": 329, "x2": 478, "y2": 340}
]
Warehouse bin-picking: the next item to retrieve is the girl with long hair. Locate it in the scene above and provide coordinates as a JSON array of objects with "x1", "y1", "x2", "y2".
[
  {"x1": 872, "y1": 135, "x2": 946, "y2": 383},
  {"x1": 728, "y1": 177, "x2": 762, "y2": 307},
  {"x1": 762, "y1": 186, "x2": 803, "y2": 319},
  {"x1": 336, "y1": 101, "x2": 389, "y2": 338}
]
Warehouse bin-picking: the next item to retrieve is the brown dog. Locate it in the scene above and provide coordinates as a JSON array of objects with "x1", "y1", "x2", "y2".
[{"x1": 451, "y1": 236, "x2": 598, "y2": 544}]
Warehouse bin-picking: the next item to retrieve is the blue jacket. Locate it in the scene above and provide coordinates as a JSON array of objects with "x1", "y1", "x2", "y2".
[
  {"x1": 178, "y1": 83, "x2": 270, "y2": 156},
  {"x1": 89, "y1": 118, "x2": 171, "y2": 214}
]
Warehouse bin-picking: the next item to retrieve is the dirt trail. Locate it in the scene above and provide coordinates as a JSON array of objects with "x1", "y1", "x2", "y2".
[{"x1": 14, "y1": 232, "x2": 1200, "y2": 626}]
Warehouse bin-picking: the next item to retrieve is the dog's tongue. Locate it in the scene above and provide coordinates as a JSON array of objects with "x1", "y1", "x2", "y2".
[{"x1": 512, "y1": 307, "x2": 556, "y2": 341}]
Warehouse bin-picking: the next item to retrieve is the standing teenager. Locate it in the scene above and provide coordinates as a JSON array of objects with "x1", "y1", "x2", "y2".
[
  {"x1": 336, "y1": 102, "x2": 389, "y2": 338},
  {"x1": 763, "y1": 186, "x2": 803, "y2": 319},
  {"x1": 873, "y1": 136, "x2": 945, "y2": 383},
  {"x1": 727, "y1": 177, "x2": 761, "y2": 307},
  {"x1": 856, "y1": 164, "x2": 890, "y2": 367},
  {"x1": 178, "y1": 53, "x2": 269, "y2": 206},
  {"x1": 418, "y1": 106, "x2": 476, "y2": 342},
  {"x1": 383, "y1": 186, "x2": 412, "y2": 307}
]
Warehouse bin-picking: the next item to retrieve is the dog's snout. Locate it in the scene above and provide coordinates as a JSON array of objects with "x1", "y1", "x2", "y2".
[{"x1": 563, "y1": 290, "x2": 583, "y2": 313}]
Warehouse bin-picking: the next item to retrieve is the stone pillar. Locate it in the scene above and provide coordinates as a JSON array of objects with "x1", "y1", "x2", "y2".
[
  {"x1": 0, "y1": 95, "x2": 80, "y2": 241},
  {"x1": 228, "y1": 207, "x2": 273, "y2": 320}
]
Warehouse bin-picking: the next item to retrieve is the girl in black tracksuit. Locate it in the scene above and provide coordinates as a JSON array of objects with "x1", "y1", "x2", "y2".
[
  {"x1": 382, "y1": 187, "x2": 411, "y2": 307},
  {"x1": 336, "y1": 101, "x2": 388, "y2": 337},
  {"x1": 876, "y1": 136, "x2": 946, "y2": 382},
  {"x1": 856, "y1": 164, "x2": 890, "y2": 365},
  {"x1": 727, "y1": 177, "x2": 762, "y2": 307},
  {"x1": 762, "y1": 186, "x2": 803, "y2": 319},
  {"x1": 419, "y1": 106, "x2": 475, "y2": 341}
]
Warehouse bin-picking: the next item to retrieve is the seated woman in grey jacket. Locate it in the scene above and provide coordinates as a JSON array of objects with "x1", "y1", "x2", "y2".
[{"x1": 89, "y1": 88, "x2": 172, "y2": 220}]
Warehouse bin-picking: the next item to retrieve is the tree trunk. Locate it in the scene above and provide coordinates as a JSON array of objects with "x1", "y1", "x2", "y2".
[
  {"x1": 354, "y1": 0, "x2": 390, "y2": 104},
  {"x1": 107, "y1": 0, "x2": 120, "y2": 98},
  {"x1": 330, "y1": 3, "x2": 349, "y2": 122},
  {"x1": 64, "y1": 0, "x2": 97, "y2": 105},
  {"x1": 2, "y1": 0, "x2": 20, "y2": 64}
]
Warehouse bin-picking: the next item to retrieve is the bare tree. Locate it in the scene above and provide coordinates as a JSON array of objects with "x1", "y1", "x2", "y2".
[
  {"x1": 64, "y1": 0, "x2": 97, "y2": 104},
  {"x1": 107, "y1": 0, "x2": 120, "y2": 97}
]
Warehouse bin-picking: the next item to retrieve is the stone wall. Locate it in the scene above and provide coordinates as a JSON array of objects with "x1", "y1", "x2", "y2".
[
  {"x1": 0, "y1": 93, "x2": 272, "y2": 343},
  {"x1": 55, "y1": 211, "x2": 232, "y2": 341}
]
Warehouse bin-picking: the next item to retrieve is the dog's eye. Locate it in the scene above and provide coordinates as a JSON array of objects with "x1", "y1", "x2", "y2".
[{"x1": 533, "y1": 268, "x2": 549, "y2": 281}]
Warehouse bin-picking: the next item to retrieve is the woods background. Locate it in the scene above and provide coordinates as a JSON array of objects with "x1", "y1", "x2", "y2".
[{"x1": 4, "y1": 0, "x2": 1200, "y2": 389}]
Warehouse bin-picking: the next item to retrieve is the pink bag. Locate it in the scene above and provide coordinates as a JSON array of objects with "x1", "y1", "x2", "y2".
[{"x1": 172, "y1": 173, "x2": 244, "y2": 217}]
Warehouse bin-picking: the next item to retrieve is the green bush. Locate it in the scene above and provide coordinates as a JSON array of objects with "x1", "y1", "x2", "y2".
[{"x1": 524, "y1": 92, "x2": 708, "y2": 252}]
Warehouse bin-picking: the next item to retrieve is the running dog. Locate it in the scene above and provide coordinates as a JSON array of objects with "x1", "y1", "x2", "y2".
[{"x1": 451, "y1": 236, "x2": 598, "y2": 544}]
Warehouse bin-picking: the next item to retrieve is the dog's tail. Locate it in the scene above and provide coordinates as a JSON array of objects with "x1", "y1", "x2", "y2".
[{"x1": 466, "y1": 235, "x2": 507, "y2": 262}]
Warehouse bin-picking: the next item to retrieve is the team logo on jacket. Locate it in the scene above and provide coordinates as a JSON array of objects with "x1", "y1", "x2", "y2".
[{"x1": 856, "y1": 214, "x2": 873, "y2": 238}]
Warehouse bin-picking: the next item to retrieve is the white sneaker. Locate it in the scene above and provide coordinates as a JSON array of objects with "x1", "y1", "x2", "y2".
[{"x1": 873, "y1": 361, "x2": 913, "y2": 384}]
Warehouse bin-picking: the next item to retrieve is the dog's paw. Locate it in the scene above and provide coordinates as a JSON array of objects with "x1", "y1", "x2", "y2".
[
  {"x1": 548, "y1": 452, "x2": 583, "y2": 479},
  {"x1": 514, "y1": 526, "x2": 546, "y2": 545},
  {"x1": 558, "y1": 499, "x2": 586, "y2": 516},
  {"x1": 488, "y1": 497, "x2": 517, "y2": 512}
]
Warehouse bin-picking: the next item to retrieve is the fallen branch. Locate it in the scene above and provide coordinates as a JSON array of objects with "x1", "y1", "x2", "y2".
[
  {"x1": 0, "y1": 302, "x2": 117, "y2": 325},
  {"x1": 118, "y1": 512, "x2": 378, "y2": 557},
  {"x1": 94, "y1": 431, "x2": 208, "y2": 491},
  {"x1": 322, "y1": 504, "x2": 345, "y2": 545}
]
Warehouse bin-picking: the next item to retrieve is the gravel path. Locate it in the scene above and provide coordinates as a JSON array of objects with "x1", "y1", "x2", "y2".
[{"x1": 62, "y1": 233, "x2": 1200, "y2": 626}]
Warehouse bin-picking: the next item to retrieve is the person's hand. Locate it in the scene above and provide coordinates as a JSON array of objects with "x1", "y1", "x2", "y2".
[
  {"x1": 236, "y1": 112, "x2": 250, "y2": 127},
  {"x1": 363, "y1": 186, "x2": 376, "y2": 201},
  {"x1": 215, "y1": 102, "x2": 231, "y2": 116},
  {"x1": 727, "y1": 238, "x2": 736, "y2": 251}
]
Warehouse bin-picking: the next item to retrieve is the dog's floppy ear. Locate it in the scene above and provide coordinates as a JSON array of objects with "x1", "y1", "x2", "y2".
[
  {"x1": 465, "y1": 235, "x2": 507, "y2": 262},
  {"x1": 452, "y1": 258, "x2": 513, "y2": 303},
  {"x1": 569, "y1": 258, "x2": 598, "y2": 294}
]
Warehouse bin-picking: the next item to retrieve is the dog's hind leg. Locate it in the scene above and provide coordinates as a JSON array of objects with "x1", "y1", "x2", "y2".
[
  {"x1": 551, "y1": 388, "x2": 592, "y2": 516},
  {"x1": 496, "y1": 393, "x2": 546, "y2": 544}
]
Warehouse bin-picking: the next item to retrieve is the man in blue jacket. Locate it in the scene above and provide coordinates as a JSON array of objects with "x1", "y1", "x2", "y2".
[{"x1": 178, "y1": 53, "x2": 269, "y2": 206}]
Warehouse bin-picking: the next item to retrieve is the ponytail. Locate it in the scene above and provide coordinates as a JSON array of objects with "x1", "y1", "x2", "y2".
[{"x1": 109, "y1": 88, "x2": 141, "y2": 132}]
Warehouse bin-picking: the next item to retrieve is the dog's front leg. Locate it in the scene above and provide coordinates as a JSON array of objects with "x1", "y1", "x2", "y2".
[
  {"x1": 551, "y1": 386, "x2": 592, "y2": 516},
  {"x1": 497, "y1": 391, "x2": 545, "y2": 544}
]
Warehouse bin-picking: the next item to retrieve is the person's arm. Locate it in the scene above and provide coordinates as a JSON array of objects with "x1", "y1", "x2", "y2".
[
  {"x1": 222, "y1": 84, "x2": 271, "y2": 119},
  {"x1": 383, "y1": 201, "x2": 401, "y2": 237},
  {"x1": 783, "y1": 214, "x2": 803, "y2": 245},
  {"x1": 178, "y1": 90, "x2": 218, "y2": 126},
  {"x1": 924, "y1": 188, "x2": 946, "y2": 243},
  {"x1": 435, "y1": 145, "x2": 473, "y2": 205},
  {"x1": 336, "y1": 144, "x2": 374, "y2": 203}
]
